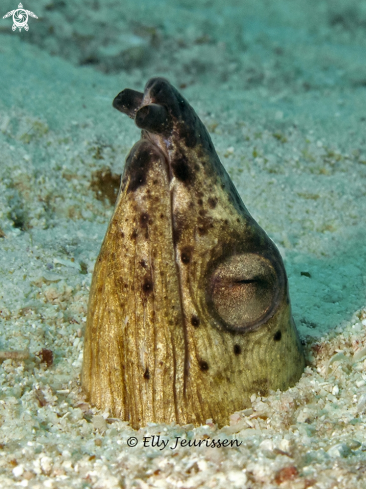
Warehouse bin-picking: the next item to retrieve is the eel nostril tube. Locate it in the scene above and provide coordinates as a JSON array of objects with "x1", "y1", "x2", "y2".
[
  {"x1": 135, "y1": 104, "x2": 171, "y2": 135},
  {"x1": 112, "y1": 89, "x2": 144, "y2": 118}
]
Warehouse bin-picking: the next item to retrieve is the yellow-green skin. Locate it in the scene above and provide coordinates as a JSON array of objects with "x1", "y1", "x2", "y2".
[{"x1": 82, "y1": 78, "x2": 305, "y2": 429}]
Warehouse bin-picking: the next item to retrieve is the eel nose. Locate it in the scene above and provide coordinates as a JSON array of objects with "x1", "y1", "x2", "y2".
[
  {"x1": 112, "y1": 89, "x2": 144, "y2": 119},
  {"x1": 135, "y1": 104, "x2": 172, "y2": 135}
]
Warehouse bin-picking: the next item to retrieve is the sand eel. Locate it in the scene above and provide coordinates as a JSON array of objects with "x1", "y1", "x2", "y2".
[{"x1": 82, "y1": 78, "x2": 305, "y2": 428}]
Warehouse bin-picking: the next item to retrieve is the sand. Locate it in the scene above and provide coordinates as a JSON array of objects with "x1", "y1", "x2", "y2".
[{"x1": 1, "y1": 0, "x2": 366, "y2": 487}]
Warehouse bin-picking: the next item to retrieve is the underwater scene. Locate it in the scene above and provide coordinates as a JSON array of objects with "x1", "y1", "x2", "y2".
[{"x1": 1, "y1": 0, "x2": 366, "y2": 487}]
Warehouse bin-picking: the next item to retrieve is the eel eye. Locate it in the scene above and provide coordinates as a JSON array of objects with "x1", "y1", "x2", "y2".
[{"x1": 209, "y1": 253, "x2": 284, "y2": 332}]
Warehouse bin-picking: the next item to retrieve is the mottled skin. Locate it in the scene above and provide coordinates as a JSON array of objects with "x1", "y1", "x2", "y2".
[{"x1": 82, "y1": 78, "x2": 305, "y2": 429}]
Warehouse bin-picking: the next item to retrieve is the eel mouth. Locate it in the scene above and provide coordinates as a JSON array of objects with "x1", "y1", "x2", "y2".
[{"x1": 113, "y1": 86, "x2": 190, "y2": 396}]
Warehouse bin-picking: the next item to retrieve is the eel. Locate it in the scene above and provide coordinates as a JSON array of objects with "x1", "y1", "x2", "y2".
[{"x1": 82, "y1": 77, "x2": 305, "y2": 429}]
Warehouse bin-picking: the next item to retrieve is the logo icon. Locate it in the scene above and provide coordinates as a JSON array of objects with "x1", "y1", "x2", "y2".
[{"x1": 2, "y1": 3, "x2": 38, "y2": 31}]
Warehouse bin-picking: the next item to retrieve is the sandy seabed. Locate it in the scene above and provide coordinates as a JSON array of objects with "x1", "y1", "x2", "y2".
[{"x1": 1, "y1": 0, "x2": 366, "y2": 487}]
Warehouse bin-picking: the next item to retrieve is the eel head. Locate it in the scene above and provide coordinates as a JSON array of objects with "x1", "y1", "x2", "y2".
[{"x1": 82, "y1": 78, "x2": 305, "y2": 428}]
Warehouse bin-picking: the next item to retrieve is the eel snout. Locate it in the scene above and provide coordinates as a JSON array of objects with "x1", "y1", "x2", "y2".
[
  {"x1": 113, "y1": 83, "x2": 173, "y2": 136},
  {"x1": 112, "y1": 88, "x2": 144, "y2": 119}
]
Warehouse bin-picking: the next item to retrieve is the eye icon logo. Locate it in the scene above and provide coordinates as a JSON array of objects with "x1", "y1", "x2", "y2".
[{"x1": 2, "y1": 3, "x2": 38, "y2": 31}]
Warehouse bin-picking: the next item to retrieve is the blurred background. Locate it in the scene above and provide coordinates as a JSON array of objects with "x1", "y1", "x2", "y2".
[
  {"x1": 1, "y1": 0, "x2": 366, "y2": 339},
  {"x1": 1, "y1": 0, "x2": 366, "y2": 89}
]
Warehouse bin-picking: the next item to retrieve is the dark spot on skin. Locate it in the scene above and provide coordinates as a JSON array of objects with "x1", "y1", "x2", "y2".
[
  {"x1": 197, "y1": 198, "x2": 203, "y2": 206},
  {"x1": 197, "y1": 216, "x2": 214, "y2": 236},
  {"x1": 181, "y1": 247, "x2": 191, "y2": 264},
  {"x1": 130, "y1": 229, "x2": 138, "y2": 240},
  {"x1": 208, "y1": 197, "x2": 217, "y2": 209},
  {"x1": 173, "y1": 226, "x2": 181, "y2": 244},
  {"x1": 140, "y1": 260, "x2": 147, "y2": 268},
  {"x1": 160, "y1": 213, "x2": 164, "y2": 219},
  {"x1": 127, "y1": 161, "x2": 147, "y2": 193},
  {"x1": 126, "y1": 143, "x2": 159, "y2": 193},
  {"x1": 98, "y1": 286, "x2": 103, "y2": 294},
  {"x1": 199, "y1": 360, "x2": 209, "y2": 371},
  {"x1": 234, "y1": 344, "x2": 241, "y2": 355},
  {"x1": 274, "y1": 330, "x2": 282, "y2": 341},
  {"x1": 143, "y1": 368, "x2": 150, "y2": 380},
  {"x1": 171, "y1": 155, "x2": 193, "y2": 184},
  {"x1": 199, "y1": 209, "x2": 206, "y2": 216},
  {"x1": 121, "y1": 232, "x2": 124, "y2": 238},
  {"x1": 173, "y1": 215, "x2": 185, "y2": 244},
  {"x1": 142, "y1": 278, "x2": 153, "y2": 294},
  {"x1": 140, "y1": 212, "x2": 149, "y2": 227},
  {"x1": 191, "y1": 316, "x2": 200, "y2": 327}
]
